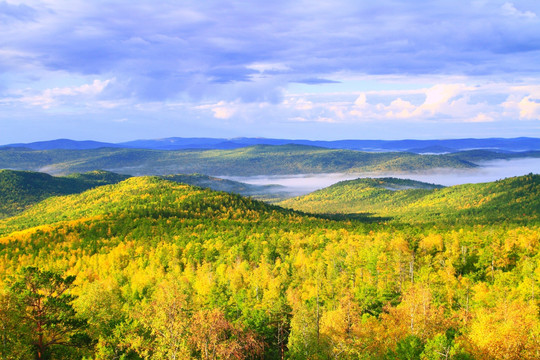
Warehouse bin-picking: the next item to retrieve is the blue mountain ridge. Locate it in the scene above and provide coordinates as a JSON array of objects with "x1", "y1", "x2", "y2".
[{"x1": 2, "y1": 137, "x2": 540, "y2": 153}]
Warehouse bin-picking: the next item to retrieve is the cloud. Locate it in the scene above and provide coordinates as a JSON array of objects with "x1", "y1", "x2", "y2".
[
  {"x1": 2, "y1": 1, "x2": 540, "y2": 142},
  {"x1": 348, "y1": 83, "x2": 479, "y2": 121},
  {"x1": 501, "y1": 2, "x2": 537, "y2": 18},
  {"x1": 292, "y1": 78, "x2": 341, "y2": 85},
  {"x1": 284, "y1": 98, "x2": 313, "y2": 110},
  {"x1": 0, "y1": 1, "x2": 36, "y2": 22},
  {"x1": 354, "y1": 93, "x2": 368, "y2": 108},
  {"x1": 247, "y1": 63, "x2": 290, "y2": 73},
  {"x1": 12, "y1": 79, "x2": 112, "y2": 109},
  {"x1": 211, "y1": 103, "x2": 237, "y2": 119},
  {"x1": 517, "y1": 96, "x2": 540, "y2": 120},
  {"x1": 3, "y1": 0, "x2": 540, "y2": 102},
  {"x1": 502, "y1": 85, "x2": 540, "y2": 120},
  {"x1": 197, "y1": 101, "x2": 238, "y2": 119},
  {"x1": 385, "y1": 98, "x2": 417, "y2": 118},
  {"x1": 466, "y1": 113, "x2": 495, "y2": 123}
]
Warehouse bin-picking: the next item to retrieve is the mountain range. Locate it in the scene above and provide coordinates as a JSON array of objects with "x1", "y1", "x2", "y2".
[
  {"x1": 3, "y1": 136, "x2": 540, "y2": 153},
  {"x1": 0, "y1": 144, "x2": 480, "y2": 176}
]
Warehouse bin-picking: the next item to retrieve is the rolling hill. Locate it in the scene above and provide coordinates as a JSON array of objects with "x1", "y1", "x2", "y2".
[
  {"x1": 0, "y1": 144, "x2": 476, "y2": 176},
  {"x1": 0, "y1": 170, "x2": 130, "y2": 219},
  {"x1": 1, "y1": 175, "x2": 540, "y2": 359},
  {"x1": 0, "y1": 176, "x2": 294, "y2": 237},
  {"x1": 279, "y1": 174, "x2": 540, "y2": 224},
  {"x1": 0, "y1": 170, "x2": 289, "y2": 219}
]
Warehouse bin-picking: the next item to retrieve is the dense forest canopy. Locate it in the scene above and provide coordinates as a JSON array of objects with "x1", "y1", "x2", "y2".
[
  {"x1": 0, "y1": 172, "x2": 540, "y2": 359},
  {"x1": 280, "y1": 175, "x2": 540, "y2": 224}
]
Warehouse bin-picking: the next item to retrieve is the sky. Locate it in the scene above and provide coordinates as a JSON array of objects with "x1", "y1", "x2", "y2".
[{"x1": 1, "y1": 0, "x2": 540, "y2": 143}]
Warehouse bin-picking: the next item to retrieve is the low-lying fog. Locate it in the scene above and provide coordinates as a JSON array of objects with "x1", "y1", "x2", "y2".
[{"x1": 223, "y1": 158, "x2": 540, "y2": 197}]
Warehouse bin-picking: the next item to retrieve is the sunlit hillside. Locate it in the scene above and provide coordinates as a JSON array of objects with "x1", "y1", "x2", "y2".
[
  {"x1": 280, "y1": 174, "x2": 540, "y2": 224},
  {"x1": 1, "y1": 175, "x2": 540, "y2": 359},
  {"x1": 0, "y1": 170, "x2": 129, "y2": 219}
]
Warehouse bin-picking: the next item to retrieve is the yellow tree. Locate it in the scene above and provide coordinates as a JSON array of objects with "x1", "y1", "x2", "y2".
[
  {"x1": 466, "y1": 299, "x2": 540, "y2": 360},
  {"x1": 189, "y1": 308, "x2": 264, "y2": 360},
  {"x1": 139, "y1": 278, "x2": 192, "y2": 360},
  {"x1": 320, "y1": 291, "x2": 362, "y2": 359}
]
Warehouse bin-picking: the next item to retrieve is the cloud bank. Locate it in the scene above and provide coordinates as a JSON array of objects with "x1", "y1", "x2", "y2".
[{"x1": 1, "y1": 0, "x2": 540, "y2": 142}]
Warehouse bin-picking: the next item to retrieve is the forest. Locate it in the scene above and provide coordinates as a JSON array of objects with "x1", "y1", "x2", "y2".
[
  {"x1": 1, "y1": 172, "x2": 540, "y2": 359},
  {"x1": 0, "y1": 145, "x2": 479, "y2": 176}
]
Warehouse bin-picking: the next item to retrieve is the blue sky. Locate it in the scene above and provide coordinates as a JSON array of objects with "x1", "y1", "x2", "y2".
[{"x1": 1, "y1": 0, "x2": 540, "y2": 143}]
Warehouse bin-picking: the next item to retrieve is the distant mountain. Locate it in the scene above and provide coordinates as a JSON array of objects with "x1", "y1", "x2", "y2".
[
  {"x1": 119, "y1": 137, "x2": 239, "y2": 150},
  {"x1": 0, "y1": 144, "x2": 476, "y2": 176},
  {"x1": 3, "y1": 137, "x2": 540, "y2": 152},
  {"x1": 1, "y1": 138, "x2": 119, "y2": 150},
  {"x1": 450, "y1": 149, "x2": 540, "y2": 162}
]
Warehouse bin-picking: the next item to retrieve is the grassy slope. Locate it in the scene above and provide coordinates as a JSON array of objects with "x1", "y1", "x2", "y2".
[
  {"x1": 279, "y1": 174, "x2": 540, "y2": 224},
  {"x1": 0, "y1": 144, "x2": 475, "y2": 176}
]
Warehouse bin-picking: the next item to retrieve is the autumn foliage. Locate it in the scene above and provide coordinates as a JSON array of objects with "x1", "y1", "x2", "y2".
[{"x1": 0, "y1": 175, "x2": 539, "y2": 359}]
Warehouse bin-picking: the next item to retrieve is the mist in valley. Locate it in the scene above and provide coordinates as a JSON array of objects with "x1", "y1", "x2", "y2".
[{"x1": 223, "y1": 158, "x2": 540, "y2": 197}]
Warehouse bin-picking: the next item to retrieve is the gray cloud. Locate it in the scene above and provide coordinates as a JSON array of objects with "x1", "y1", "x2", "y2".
[
  {"x1": 2, "y1": 0, "x2": 540, "y2": 103},
  {"x1": 0, "y1": 1, "x2": 36, "y2": 22}
]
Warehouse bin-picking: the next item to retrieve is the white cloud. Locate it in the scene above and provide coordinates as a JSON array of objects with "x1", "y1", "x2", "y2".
[
  {"x1": 246, "y1": 62, "x2": 290, "y2": 73},
  {"x1": 14, "y1": 79, "x2": 112, "y2": 109},
  {"x1": 466, "y1": 113, "x2": 494, "y2": 123},
  {"x1": 414, "y1": 84, "x2": 470, "y2": 117},
  {"x1": 517, "y1": 96, "x2": 540, "y2": 120},
  {"x1": 502, "y1": 85, "x2": 540, "y2": 120},
  {"x1": 348, "y1": 83, "x2": 477, "y2": 121},
  {"x1": 385, "y1": 98, "x2": 416, "y2": 118},
  {"x1": 285, "y1": 98, "x2": 313, "y2": 110},
  {"x1": 501, "y1": 2, "x2": 537, "y2": 18},
  {"x1": 354, "y1": 93, "x2": 368, "y2": 107},
  {"x1": 197, "y1": 101, "x2": 237, "y2": 119},
  {"x1": 289, "y1": 116, "x2": 308, "y2": 122}
]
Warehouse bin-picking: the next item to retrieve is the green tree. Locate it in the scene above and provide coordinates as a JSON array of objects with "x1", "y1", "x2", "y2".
[
  {"x1": 386, "y1": 335, "x2": 424, "y2": 360},
  {"x1": 0, "y1": 291, "x2": 33, "y2": 360},
  {"x1": 8, "y1": 267, "x2": 91, "y2": 360}
]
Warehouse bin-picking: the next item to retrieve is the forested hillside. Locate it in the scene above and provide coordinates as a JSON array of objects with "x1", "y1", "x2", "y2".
[
  {"x1": 1, "y1": 176, "x2": 540, "y2": 359},
  {"x1": 0, "y1": 170, "x2": 288, "y2": 220},
  {"x1": 0, "y1": 144, "x2": 475, "y2": 176},
  {"x1": 0, "y1": 170, "x2": 129, "y2": 219},
  {"x1": 280, "y1": 174, "x2": 540, "y2": 224},
  {"x1": 160, "y1": 173, "x2": 288, "y2": 201}
]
